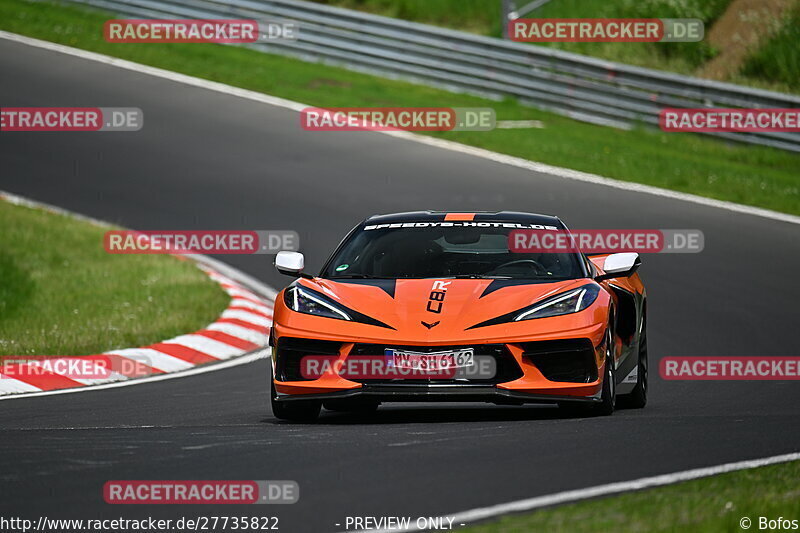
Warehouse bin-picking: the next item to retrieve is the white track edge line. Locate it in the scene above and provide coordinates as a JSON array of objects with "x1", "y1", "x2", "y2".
[
  {"x1": 349, "y1": 451, "x2": 800, "y2": 533},
  {"x1": 1, "y1": 30, "x2": 797, "y2": 226},
  {"x1": 0, "y1": 350, "x2": 270, "y2": 401}
]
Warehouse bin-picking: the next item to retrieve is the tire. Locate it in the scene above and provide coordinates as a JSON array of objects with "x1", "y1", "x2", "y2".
[
  {"x1": 324, "y1": 399, "x2": 380, "y2": 413},
  {"x1": 559, "y1": 327, "x2": 616, "y2": 417},
  {"x1": 618, "y1": 318, "x2": 648, "y2": 409},
  {"x1": 270, "y1": 375, "x2": 321, "y2": 422},
  {"x1": 593, "y1": 335, "x2": 617, "y2": 416}
]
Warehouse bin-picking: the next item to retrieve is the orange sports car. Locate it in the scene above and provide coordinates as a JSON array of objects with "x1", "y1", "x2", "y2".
[{"x1": 269, "y1": 211, "x2": 647, "y2": 421}]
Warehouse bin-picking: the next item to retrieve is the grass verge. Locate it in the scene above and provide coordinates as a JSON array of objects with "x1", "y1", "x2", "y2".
[
  {"x1": 526, "y1": 0, "x2": 728, "y2": 75},
  {"x1": 0, "y1": 0, "x2": 798, "y2": 215},
  {"x1": 311, "y1": 0, "x2": 503, "y2": 36},
  {"x1": 462, "y1": 460, "x2": 800, "y2": 532},
  {"x1": 311, "y1": 0, "x2": 726, "y2": 74},
  {"x1": 317, "y1": 0, "x2": 728, "y2": 77},
  {"x1": 740, "y1": 4, "x2": 800, "y2": 92},
  {"x1": 0, "y1": 199, "x2": 229, "y2": 356},
  {"x1": 313, "y1": 0, "x2": 799, "y2": 94}
]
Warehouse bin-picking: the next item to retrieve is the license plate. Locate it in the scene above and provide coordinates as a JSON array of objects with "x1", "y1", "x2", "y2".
[{"x1": 386, "y1": 348, "x2": 474, "y2": 371}]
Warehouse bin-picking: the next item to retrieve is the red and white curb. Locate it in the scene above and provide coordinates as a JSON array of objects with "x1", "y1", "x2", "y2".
[{"x1": 0, "y1": 267, "x2": 274, "y2": 396}]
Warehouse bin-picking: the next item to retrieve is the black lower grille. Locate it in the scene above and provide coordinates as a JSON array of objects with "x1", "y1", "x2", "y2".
[
  {"x1": 348, "y1": 343, "x2": 523, "y2": 384},
  {"x1": 521, "y1": 338, "x2": 597, "y2": 383},
  {"x1": 275, "y1": 337, "x2": 342, "y2": 381}
]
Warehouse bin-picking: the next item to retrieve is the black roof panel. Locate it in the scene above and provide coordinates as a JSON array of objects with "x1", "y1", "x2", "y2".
[{"x1": 365, "y1": 210, "x2": 563, "y2": 227}]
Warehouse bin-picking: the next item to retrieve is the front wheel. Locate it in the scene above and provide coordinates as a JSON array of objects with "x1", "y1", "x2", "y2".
[
  {"x1": 593, "y1": 336, "x2": 616, "y2": 416},
  {"x1": 559, "y1": 328, "x2": 616, "y2": 416},
  {"x1": 271, "y1": 375, "x2": 321, "y2": 422},
  {"x1": 618, "y1": 319, "x2": 648, "y2": 409}
]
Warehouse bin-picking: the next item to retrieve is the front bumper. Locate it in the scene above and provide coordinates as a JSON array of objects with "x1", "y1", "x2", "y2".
[
  {"x1": 274, "y1": 383, "x2": 602, "y2": 405},
  {"x1": 271, "y1": 321, "x2": 609, "y2": 404}
]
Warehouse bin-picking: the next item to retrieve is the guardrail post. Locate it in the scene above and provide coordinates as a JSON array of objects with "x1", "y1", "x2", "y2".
[{"x1": 501, "y1": 0, "x2": 515, "y2": 39}]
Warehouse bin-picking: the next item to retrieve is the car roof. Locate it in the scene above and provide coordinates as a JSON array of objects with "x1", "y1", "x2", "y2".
[{"x1": 364, "y1": 210, "x2": 564, "y2": 227}]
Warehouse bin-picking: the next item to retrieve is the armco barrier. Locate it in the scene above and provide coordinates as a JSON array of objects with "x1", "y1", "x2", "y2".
[{"x1": 66, "y1": 0, "x2": 800, "y2": 152}]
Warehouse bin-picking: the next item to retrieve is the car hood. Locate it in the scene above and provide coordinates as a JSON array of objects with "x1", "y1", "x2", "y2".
[{"x1": 297, "y1": 277, "x2": 592, "y2": 337}]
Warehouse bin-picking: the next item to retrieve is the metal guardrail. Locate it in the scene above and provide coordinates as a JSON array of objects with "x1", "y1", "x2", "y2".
[{"x1": 65, "y1": 0, "x2": 800, "y2": 152}]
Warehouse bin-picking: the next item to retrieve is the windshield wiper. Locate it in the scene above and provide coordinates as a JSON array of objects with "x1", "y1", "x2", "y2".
[
  {"x1": 329, "y1": 274, "x2": 514, "y2": 280},
  {"x1": 328, "y1": 275, "x2": 391, "y2": 279},
  {"x1": 449, "y1": 274, "x2": 513, "y2": 279}
]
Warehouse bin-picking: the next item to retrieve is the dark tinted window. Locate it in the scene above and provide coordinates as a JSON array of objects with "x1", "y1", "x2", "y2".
[{"x1": 321, "y1": 223, "x2": 585, "y2": 280}]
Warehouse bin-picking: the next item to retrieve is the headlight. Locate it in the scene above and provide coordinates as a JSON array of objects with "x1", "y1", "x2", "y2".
[
  {"x1": 285, "y1": 286, "x2": 351, "y2": 320},
  {"x1": 468, "y1": 284, "x2": 602, "y2": 329},
  {"x1": 514, "y1": 285, "x2": 600, "y2": 321}
]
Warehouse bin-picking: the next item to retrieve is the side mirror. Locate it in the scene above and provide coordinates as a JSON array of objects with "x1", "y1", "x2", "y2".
[
  {"x1": 275, "y1": 251, "x2": 306, "y2": 277},
  {"x1": 595, "y1": 252, "x2": 641, "y2": 281}
]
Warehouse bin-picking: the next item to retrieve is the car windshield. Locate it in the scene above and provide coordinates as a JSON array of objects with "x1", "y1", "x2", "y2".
[{"x1": 320, "y1": 223, "x2": 586, "y2": 280}]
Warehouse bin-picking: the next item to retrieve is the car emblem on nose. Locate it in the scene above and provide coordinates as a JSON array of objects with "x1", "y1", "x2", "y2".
[{"x1": 421, "y1": 320, "x2": 440, "y2": 329}]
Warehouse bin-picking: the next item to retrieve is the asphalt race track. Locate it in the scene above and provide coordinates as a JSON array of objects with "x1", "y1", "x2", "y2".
[{"x1": 1, "y1": 37, "x2": 799, "y2": 532}]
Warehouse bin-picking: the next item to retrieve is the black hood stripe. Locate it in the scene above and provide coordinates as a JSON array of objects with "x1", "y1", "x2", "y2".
[
  {"x1": 331, "y1": 278, "x2": 396, "y2": 298},
  {"x1": 479, "y1": 278, "x2": 552, "y2": 298}
]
